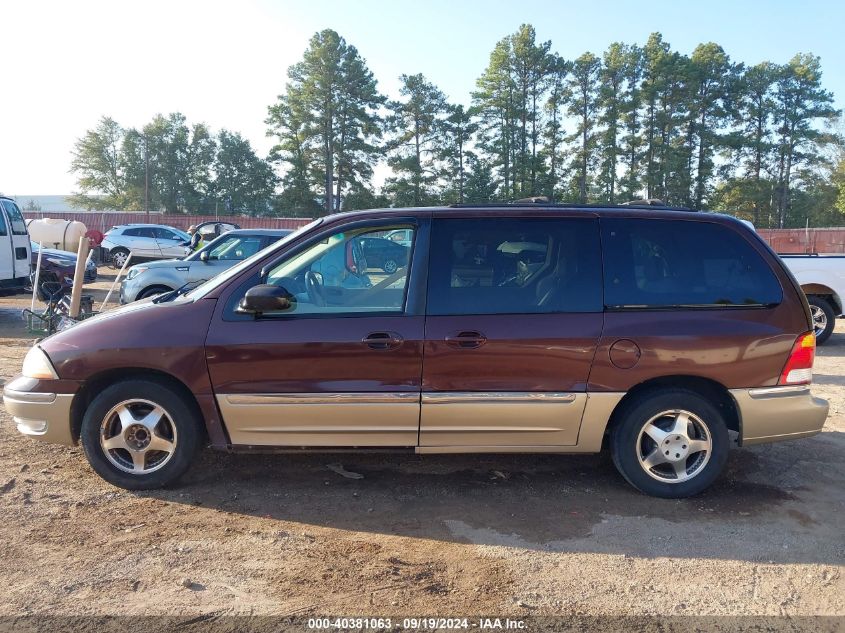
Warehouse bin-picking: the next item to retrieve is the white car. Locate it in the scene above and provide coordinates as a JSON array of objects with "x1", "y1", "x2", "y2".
[
  {"x1": 101, "y1": 224, "x2": 192, "y2": 267},
  {"x1": 780, "y1": 254, "x2": 845, "y2": 344}
]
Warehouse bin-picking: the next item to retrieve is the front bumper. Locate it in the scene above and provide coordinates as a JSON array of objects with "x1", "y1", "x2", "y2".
[
  {"x1": 730, "y1": 386, "x2": 829, "y2": 445},
  {"x1": 2, "y1": 378, "x2": 76, "y2": 446}
]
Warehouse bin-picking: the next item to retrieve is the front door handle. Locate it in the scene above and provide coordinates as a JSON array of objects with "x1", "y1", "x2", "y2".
[
  {"x1": 362, "y1": 331, "x2": 403, "y2": 350},
  {"x1": 445, "y1": 331, "x2": 487, "y2": 349}
]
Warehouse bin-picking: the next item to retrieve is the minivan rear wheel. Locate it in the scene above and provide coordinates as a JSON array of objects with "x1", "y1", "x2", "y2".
[
  {"x1": 80, "y1": 379, "x2": 202, "y2": 490},
  {"x1": 610, "y1": 389, "x2": 729, "y2": 498}
]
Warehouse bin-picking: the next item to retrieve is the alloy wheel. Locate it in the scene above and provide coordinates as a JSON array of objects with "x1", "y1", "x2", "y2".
[
  {"x1": 112, "y1": 250, "x2": 128, "y2": 268},
  {"x1": 635, "y1": 409, "x2": 712, "y2": 483},
  {"x1": 811, "y1": 304, "x2": 828, "y2": 338},
  {"x1": 99, "y1": 399, "x2": 178, "y2": 475}
]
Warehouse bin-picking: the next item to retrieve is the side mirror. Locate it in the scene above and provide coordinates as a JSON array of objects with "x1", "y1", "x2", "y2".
[
  {"x1": 237, "y1": 284, "x2": 294, "y2": 314},
  {"x1": 200, "y1": 251, "x2": 209, "y2": 263}
]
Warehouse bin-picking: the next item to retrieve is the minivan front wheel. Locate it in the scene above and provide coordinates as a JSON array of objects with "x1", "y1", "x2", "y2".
[
  {"x1": 610, "y1": 389, "x2": 729, "y2": 498},
  {"x1": 80, "y1": 379, "x2": 202, "y2": 490}
]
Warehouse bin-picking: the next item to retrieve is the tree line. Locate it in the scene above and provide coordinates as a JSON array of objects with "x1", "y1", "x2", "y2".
[
  {"x1": 69, "y1": 114, "x2": 278, "y2": 215},
  {"x1": 71, "y1": 26, "x2": 845, "y2": 227}
]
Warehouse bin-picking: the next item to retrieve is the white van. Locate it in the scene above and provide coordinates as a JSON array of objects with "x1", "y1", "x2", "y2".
[{"x1": 0, "y1": 197, "x2": 32, "y2": 292}]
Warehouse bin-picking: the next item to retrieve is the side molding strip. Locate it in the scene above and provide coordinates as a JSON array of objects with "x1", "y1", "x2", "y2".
[
  {"x1": 422, "y1": 392, "x2": 577, "y2": 404},
  {"x1": 224, "y1": 392, "x2": 419, "y2": 405}
]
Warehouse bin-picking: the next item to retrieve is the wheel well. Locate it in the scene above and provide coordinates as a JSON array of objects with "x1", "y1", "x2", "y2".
[
  {"x1": 604, "y1": 375, "x2": 741, "y2": 443},
  {"x1": 139, "y1": 284, "x2": 174, "y2": 296},
  {"x1": 70, "y1": 368, "x2": 205, "y2": 443},
  {"x1": 802, "y1": 285, "x2": 842, "y2": 314}
]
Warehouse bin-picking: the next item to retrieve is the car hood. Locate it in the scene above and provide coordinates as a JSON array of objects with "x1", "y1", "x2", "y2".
[{"x1": 34, "y1": 247, "x2": 77, "y2": 261}]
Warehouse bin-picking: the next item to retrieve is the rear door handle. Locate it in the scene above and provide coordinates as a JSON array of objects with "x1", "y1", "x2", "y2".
[
  {"x1": 445, "y1": 331, "x2": 487, "y2": 349},
  {"x1": 362, "y1": 331, "x2": 403, "y2": 350}
]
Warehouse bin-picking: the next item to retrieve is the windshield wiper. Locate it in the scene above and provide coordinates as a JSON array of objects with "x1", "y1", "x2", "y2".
[{"x1": 152, "y1": 280, "x2": 208, "y2": 303}]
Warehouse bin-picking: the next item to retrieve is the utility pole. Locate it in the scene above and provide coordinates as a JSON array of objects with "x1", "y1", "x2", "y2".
[{"x1": 144, "y1": 135, "x2": 150, "y2": 222}]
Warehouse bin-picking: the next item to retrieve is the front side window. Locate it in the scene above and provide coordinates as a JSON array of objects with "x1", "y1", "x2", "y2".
[
  {"x1": 155, "y1": 228, "x2": 179, "y2": 240},
  {"x1": 0, "y1": 205, "x2": 7, "y2": 236},
  {"x1": 427, "y1": 217, "x2": 602, "y2": 315},
  {"x1": 1, "y1": 201, "x2": 27, "y2": 235},
  {"x1": 243, "y1": 224, "x2": 415, "y2": 316},
  {"x1": 208, "y1": 235, "x2": 263, "y2": 261},
  {"x1": 602, "y1": 218, "x2": 783, "y2": 308}
]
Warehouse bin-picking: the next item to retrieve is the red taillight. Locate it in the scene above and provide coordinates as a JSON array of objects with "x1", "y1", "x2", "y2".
[{"x1": 779, "y1": 331, "x2": 816, "y2": 385}]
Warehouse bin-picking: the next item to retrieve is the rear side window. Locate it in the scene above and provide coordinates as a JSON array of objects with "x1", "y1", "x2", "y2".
[
  {"x1": 602, "y1": 218, "x2": 782, "y2": 308},
  {"x1": 124, "y1": 227, "x2": 156, "y2": 238},
  {"x1": 427, "y1": 217, "x2": 602, "y2": 315}
]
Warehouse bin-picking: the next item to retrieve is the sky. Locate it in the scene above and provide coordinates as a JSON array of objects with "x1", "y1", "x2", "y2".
[{"x1": 2, "y1": 0, "x2": 843, "y2": 196}]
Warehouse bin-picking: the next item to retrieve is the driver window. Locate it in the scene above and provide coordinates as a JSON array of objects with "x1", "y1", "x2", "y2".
[{"x1": 261, "y1": 225, "x2": 414, "y2": 315}]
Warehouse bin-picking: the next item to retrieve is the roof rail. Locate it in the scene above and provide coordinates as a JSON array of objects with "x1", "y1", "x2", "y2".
[{"x1": 447, "y1": 198, "x2": 697, "y2": 212}]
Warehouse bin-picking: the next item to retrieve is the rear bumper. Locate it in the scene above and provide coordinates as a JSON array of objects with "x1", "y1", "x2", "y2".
[
  {"x1": 730, "y1": 386, "x2": 829, "y2": 445},
  {"x1": 2, "y1": 379, "x2": 76, "y2": 446}
]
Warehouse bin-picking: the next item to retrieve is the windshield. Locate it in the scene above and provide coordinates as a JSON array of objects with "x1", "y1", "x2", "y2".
[
  {"x1": 185, "y1": 232, "x2": 231, "y2": 261},
  {"x1": 184, "y1": 220, "x2": 321, "y2": 300}
]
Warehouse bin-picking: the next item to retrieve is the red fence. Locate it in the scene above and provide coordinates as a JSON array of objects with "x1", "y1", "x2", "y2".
[
  {"x1": 21, "y1": 211, "x2": 845, "y2": 254},
  {"x1": 22, "y1": 211, "x2": 313, "y2": 233},
  {"x1": 757, "y1": 228, "x2": 845, "y2": 254}
]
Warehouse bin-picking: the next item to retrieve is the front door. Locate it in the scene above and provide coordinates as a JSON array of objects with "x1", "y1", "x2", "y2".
[
  {"x1": 419, "y1": 215, "x2": 604, "y2": 448},
  {"x1": 155, "y1": 227, "x2": 189, "y2": 258},
  {"x1": 205, "y1": 219, "x2": 427, "y2": 447}
]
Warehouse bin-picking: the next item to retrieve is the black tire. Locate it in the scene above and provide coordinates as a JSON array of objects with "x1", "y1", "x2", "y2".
[
  {"x1": 610, "y1": 388, "x2": 730, "y2": 498},
  {"x1": 137, "y1": 285, "x2": 172, "y2": 300},
  {"x1": 382, "y1": 259, "x2": 398, "y2": 274},
  {"x1": 34, "y1": 272, "x2": 65, "y2": 302},
  {"x1": 808, "y1": 296, "x2": 835, "y2": 345},
  {"x1": 80, "y1": 379, "x2": 203, "y2": 490},
  {"x1": 110, "y1": 247, "x2": 130, "y2": 269}
]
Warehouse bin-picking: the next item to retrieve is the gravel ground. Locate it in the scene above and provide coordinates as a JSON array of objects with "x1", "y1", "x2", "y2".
[{"x1": 0, "y1": 267, "x2": 842, "y2": 622}]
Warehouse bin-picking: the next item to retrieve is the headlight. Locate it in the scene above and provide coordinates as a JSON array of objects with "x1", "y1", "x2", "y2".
[
  {"x1": 126, "y1": 266, "x2": 149, "y2": 280},
  {"x1": 21, "y1": 346, "x2": 58, "y2": 380},
  {"x1": 46, "y1": 257, "x2": 74, "y2": 267}
]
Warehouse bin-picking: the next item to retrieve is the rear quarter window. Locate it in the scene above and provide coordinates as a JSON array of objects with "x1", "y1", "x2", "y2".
[{"x1": 602, "y1": 218, "x2": 782, "y2": 308}]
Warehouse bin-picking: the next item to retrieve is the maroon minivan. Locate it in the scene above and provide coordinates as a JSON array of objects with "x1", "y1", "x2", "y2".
[{"x1": 3, "y1": 204, "x2": 829, "y2": 498}]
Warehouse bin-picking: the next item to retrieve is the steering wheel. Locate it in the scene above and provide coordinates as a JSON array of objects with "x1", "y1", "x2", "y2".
[{"x1": 304, "y1": 271, "x2": 326, "y2": 307}]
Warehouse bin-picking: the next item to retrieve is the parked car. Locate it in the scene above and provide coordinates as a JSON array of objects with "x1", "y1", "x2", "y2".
[
  {"x1": 356, "y1": 236, "x2": 410, "y2": 273},
  {"x1": 101, "y1": 224, "x2": 192, "y2": 267},
  {"x1": 779, "y1": 254, "x2": 844, "y2": 344},
  {"x1": 30, "y1": 241, "x2": 97, "y2": 299},
  {"x1": 383, "y1": 228, "x2": 413, "y2": 248},
  {"x1": 120, "y1": 229, "x2": 291, "y2": 303},
  {"x1": 3, "y1": 204, "x2": 828, "y2": 498},
  {"x1": 0, "y1": 196, "x2": 31, "y2": 293}
]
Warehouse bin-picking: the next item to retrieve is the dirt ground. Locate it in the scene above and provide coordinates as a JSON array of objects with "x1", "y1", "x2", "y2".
[{"x1": 0, "y1": 266, "x2": 842, "y2": 621}]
